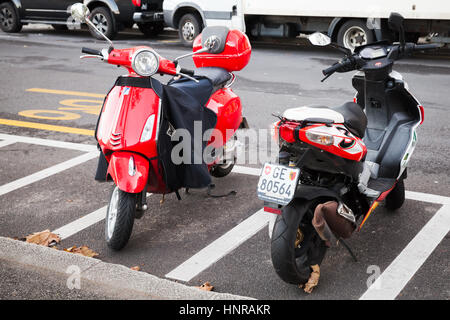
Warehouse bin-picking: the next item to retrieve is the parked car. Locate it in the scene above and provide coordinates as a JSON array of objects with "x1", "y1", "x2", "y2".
[{"x1": 0, "y1": 0, "x2": 164, "y2": 39}]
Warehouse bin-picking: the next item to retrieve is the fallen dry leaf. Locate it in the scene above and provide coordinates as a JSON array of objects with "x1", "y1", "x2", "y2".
[
  {"x1": 130, "y1": 266, "x2": 141, "y2": 271},
  {"x1": 302, "y1": 264, "x2": 320, "y2": 294},
  {"x1": 195, "y1": 281, "x2": 214, "y2": 291},
  {"x1": 64, "y1": 245, "x2": 99, "y2": 258},
  {"x1": 25, "y1": 230, "x2": 60, "y2": 247}
]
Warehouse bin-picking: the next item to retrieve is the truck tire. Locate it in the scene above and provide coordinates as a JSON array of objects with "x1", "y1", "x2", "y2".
[
  {"x1": 0, "y1": 2, "x2": 22, "y2": 33},
  {"x1": 138, "y1": 22, "x2": 164, "y2": 38},
  {"x1": 178, "y1": 13, "x2": 202, "y2": 47},
  {"x1": 88, "y1": 6, "x2": 117, "y2": 40},
  {"x1": 337, "y1": 19, "x2": 374, "y2": 51}
]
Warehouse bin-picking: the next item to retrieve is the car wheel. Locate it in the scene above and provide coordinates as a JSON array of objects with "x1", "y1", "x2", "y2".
[
  {"x1": 337, "y1": 19, "x2": 374, "y2": 51},
  {"x1": 88, "y1": 6, "x2": 117, "y2": 40},
  {"x1": 178, "y1": 13, "x2": 202, "y2": 47},
  {"x1": 138, "y1": 22, "x2": 164, "y2": 38},
  {"x1": 0, "y1": 2, "x2": 22, "y2": 33}
]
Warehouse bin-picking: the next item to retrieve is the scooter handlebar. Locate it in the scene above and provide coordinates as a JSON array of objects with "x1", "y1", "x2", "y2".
[
  {"x1": 322, "y1": 57, "x2": 354, "y2": 76},
  {"x1": 413, "y1": 43, "x2": 442, "y2": 51},
  {"x1": 81, "y1": 47, "x2": 102, "y2": 56},
  {"x1": 179, "y1": 68, "x2": 195, "y2": 76}
]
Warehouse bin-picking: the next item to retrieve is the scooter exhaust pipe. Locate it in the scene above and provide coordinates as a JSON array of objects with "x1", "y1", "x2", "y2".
[{"x1": 312, "y1": 201, "x2": 356, "y2": 246}]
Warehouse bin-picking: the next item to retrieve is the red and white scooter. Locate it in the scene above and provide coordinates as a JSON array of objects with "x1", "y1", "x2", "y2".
[
  {"x1": 258, "y1": 13, "x2": 441, "y2": 286},
  {"x1": 71, "y1": 4, "x2": 251, "y2": 250}
]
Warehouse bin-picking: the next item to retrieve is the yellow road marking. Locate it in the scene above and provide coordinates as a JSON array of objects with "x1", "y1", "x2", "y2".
[
  {"x1": 0, "y1": 118, "x2": 94, "y2": 136},
  {"x1": 158, "y1": 40, "x2": 180, "y2": 43},
  {"x1": 26, "y1": 88, "x2": 105, "y2": 98},
  {"x1": 18, "y1": 109, "x2": 81, "y2": 120}
]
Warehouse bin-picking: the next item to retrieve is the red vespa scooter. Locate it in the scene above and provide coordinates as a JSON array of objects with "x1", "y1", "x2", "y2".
[{"x1": 71, "y1": 4, "x2": 251, "y2": 250}]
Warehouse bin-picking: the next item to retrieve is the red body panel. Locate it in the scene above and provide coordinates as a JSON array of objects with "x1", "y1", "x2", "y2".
[
  {"x1": 278, "y1": 122, "x2": 367, "y2": 162},
  {"x1": 206, "y1": 88, "x2": 242, "y2": 147},
  {"x1": 107, "y1": 152, "x2": 149, "y2": 193},
  {"x1": 192, "y1": 29, "x2": 251, "y2": 72}
]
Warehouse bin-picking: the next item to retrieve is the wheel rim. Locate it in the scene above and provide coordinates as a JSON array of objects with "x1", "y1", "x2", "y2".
[
  {"x1": 182, "y1": 21, "x2": 196, "y2": 41},
  {"x1": 106, "y1": 186, "x2": 119, "y2": 239},
  {"x1": 343, "y1": 26, "x2": 367, "y2": 51},
  {"x1": 92, "y1": 13, "x2": 108, "y2": 34},
  {"x1": 0, "y1": 8, "x2": 13, "y2": 28}
]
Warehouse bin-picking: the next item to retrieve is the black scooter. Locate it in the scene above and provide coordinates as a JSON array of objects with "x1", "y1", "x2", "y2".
[{"x1": 257, "y1": 13, "x2": 441, "y2": 287}]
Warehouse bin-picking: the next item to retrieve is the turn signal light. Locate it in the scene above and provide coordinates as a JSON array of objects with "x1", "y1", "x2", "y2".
[{"x1": 132, "y1": 0, "x2": 141, "y2": 7}]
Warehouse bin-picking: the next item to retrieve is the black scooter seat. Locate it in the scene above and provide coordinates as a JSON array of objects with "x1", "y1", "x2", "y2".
[
  {"x1": 331, "y1": 102, "x2": 367, "y2": 139},
  {"x1": 168, "y1": 67, "x2": 231, "y2": 107}
]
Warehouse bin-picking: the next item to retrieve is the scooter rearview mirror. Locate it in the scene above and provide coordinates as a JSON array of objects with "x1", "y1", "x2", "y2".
[
  {"x1": 388, "y1": 12, "x2": 404, "y2": 33},
  {"x1": 71, "y1": 3, "x2": 114, "y2": 48},
  {"x1": 308, "y1": 32, "x2": 331, "y2": 46},
  {"x1": 70, "y1": 3, "x2": 89, "y2": 23},
  {"x1": 388, "y1": 12, "x2": 406, "y2": 47}
]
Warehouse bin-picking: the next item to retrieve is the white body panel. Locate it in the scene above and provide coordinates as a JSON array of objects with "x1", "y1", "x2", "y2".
[
  {"x1": 282, "y1": 106, "x2": 345, "y2": 123},
  {"x1": 242, "y1": 0, "x2": 450, "y2": 20}
]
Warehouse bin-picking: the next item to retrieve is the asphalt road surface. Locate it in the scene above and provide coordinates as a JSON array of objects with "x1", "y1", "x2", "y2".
[{"x1": 0, "y1": 25, "x2": 449, "y2": 300}]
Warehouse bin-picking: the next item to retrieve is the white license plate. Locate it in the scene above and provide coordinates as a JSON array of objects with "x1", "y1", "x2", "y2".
[{"x1": 257, "y1": 163, "x2": 299, "y2": 205}]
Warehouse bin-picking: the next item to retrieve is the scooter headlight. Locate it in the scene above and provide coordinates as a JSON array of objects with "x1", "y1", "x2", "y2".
[{"x1": 132, "y1": 49, "x2": 159, "y2": 77}]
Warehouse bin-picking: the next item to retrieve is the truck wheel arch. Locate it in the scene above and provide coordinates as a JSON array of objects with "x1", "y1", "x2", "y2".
[{"x1": 172, "y1": 4, "x2": 205, "y2": 30}]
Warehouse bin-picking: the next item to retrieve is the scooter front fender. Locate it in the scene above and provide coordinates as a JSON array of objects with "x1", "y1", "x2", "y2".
[{"x1": 107, "y1": 152, "x2": 149, "y2": 194}]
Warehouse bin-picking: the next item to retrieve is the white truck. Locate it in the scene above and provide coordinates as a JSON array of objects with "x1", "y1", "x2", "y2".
[{"x1": 163, "y1": 0, "x2": 450, "y2": 49}]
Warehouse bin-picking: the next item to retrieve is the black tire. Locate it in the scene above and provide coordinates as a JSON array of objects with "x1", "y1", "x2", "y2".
[
  {"x1": 178, "y1": 13, "x2": 202, "y2": 47},
  {"x1": 337, "y1": 19, "x2": 375, "y2": 51},
  {"x1": 138, "y1": 22, "x2": 164, "y2": 38},
  {"x1": 385, "y1": 179, "x2": 405, "y2": 211},
  {"x1": 88, "y1": 6, "x2": 117, "y2": 40},
  {"x1": 210, "y1": 158, "x2": 235, "y2": 178},
  {"x1": 51, "y1": 24, "x2": 68, "y2": 31},
  {"x1": 210, "y1": 135, "x2": 237, "y2": 178},
  {"x1": 105, "y1": 186, "x2": 136, "y2": 251},
  {"x1": 0, "y1": 2, "x2": 22, "y2": 33},
  {"x1": 271, "y1": 200, "x2": 327, "y2": 285}
]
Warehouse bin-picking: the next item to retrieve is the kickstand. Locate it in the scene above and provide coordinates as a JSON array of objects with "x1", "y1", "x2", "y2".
[
  {"x1": 207, "y1": 183, "x2": 237, "y2": 198},
  {"x1": 338, "y1": 238, "x2": 358, "y2": 262}
]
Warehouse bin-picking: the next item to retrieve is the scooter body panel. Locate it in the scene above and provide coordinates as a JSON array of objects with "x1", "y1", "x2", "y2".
[
  {"x1": 206, "y1": 87, "x2": 242, "y2": 148},
  {"x1": 107, "y1": 152, "x2": 149, "y2": 193},
  {"x1": 97, "y1": 79, "x2": 163, "y2": 194}
]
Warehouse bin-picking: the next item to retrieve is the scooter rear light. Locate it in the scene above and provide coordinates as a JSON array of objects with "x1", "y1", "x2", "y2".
[
  {"x1": 264, "y1": 206, "x2": 281, "y2": 215},
  {"x1": 305, "y1": 130, "x2": 333, "y2": 146},
  {"x1": 418, "y1": 105, "x2": 424, "y2": 124},
  {"x1": 279, "y1": 123, "x2": 297, "y2": 143},
  {"x1": 131, "y1": 0, "x2": 141, "y2": 7}
]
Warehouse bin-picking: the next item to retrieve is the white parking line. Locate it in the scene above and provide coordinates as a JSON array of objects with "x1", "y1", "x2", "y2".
[
  {"x1": 52, "y1": 193, "x2": 152, "y2": 240},
  {"x1": 52, "y1": 206, "x2": 107, "y2": 240},
  {"x1": 0, "y1": 139, "x2": 16, "y2": 148},
  {"x1": 0, "y1": 151, "x2": 98, "y2": 197},
  {"x1": 165, "y1": 209, "x2": 269, "y2": 282},
  {"x1": 0, "y1": 133, "x2": 97, "y2": 152},
  {"x1": 360, "y1": 204, "x2": 450, "y2": 300}
]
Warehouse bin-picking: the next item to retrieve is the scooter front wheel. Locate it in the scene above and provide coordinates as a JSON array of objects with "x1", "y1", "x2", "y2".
[
  {"x1": 271, "y1": 199, "x2": 327, "y2": 285},
  {"x1": 105, "y1": 186, "x2": 136, "y2": 251}
]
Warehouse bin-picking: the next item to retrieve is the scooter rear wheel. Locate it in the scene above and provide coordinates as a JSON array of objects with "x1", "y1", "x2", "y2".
[
  {"x1": 105, "y1": 186, "x2": 136, "y2": 251},
  {"x1": 271, "y1": 199, "x2": 327, "y2": 285},
  {"x1": 385, "y1": 179, "x2": 405, "y2": 211}
]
